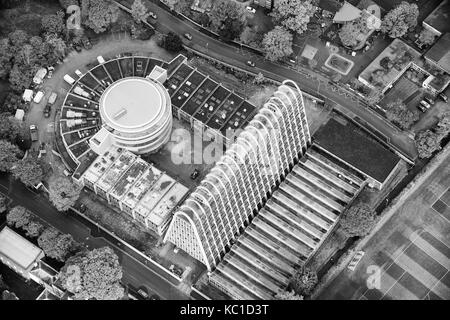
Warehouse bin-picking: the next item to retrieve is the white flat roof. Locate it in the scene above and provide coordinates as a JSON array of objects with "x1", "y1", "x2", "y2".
[
  {"x1": 0, "y1": 227, "x2": 43, "y2": 270},
  {"x1": 101, "y1": 77, "x2": 164, "y2": 129}
]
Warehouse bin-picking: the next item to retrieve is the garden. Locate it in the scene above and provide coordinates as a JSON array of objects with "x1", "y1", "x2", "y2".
[{"x1": 324, "y1": 53, "x2": 355, "y2": 75}]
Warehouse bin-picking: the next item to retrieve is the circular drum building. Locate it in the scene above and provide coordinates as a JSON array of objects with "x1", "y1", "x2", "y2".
[{"x1": 98, "y1": 76, "x2": 172, "y2": 154}]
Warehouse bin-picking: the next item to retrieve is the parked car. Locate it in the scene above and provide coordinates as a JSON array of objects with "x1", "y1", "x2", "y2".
[
  {"x1": 347, "y1": 251, "x2": 365, "y2": 271},
  {"x1": 29, "y1": 125, "x2": 38, "y2": 141},
  {"x1": 439, "y1": 92, "x2": 448, "y2": 102},
  {"x1": 246, "y1": 6, "x2": 256, "y2": 13},
  {"x1": 190, "y1": 169, "x2": 200, "y2": 180},
  {"x1": 136, "y1": 61, "x2": 143, "y2": 72},
  {"x1": 417, "y1": 104, "x2": 427, "y2": 113},
  {"x1": 184, "y1": 33, "x2": 192, "y2": 40},
  {"x1": 82, "y1": 36, "x2": 92, "y2": 50},
  {"x1": 33, "y1": 91, "x2": 45, "y2": 103},
  {"x1": 247, "y1": 60, "x2": 255, "y2": 67},
  {"x1": 137, "y1": 288, "x2": 149, "y2": 299},
  {"x1": 48, "y1": 92, "x2": 58, "y2": 105},
  {"x1": 148, "y1": 11, "x2": 157, "y2": 19},
  {"x1": 75, "y1": 69, "x2": 83, "y2": 77},
  {"x1": 420, "y1": 100, "x2": 431, "y2": 109},
  {"x1": 423, "y1": 96, "x2": 434, "y2": 105},
  {"x1": 79, "y1": 204, "x2": 87, "y2": 213},
  {"x1": 43, "y1": 104, "x2": 51, "y2": 118}
]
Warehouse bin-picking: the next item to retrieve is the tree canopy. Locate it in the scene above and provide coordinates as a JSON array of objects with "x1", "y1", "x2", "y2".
[
  {"x1": 131, "y1": 0, "x2": 149, "y2": 23},
  {"x1": 60, "y1": 246, "x2": 124, "y2": 300},
  {"x1": 210, "y1": 0, "x2": 245, "y2": 40},
  {"x1": 11, "y1": 156, "x2": 45, "y2": 187},
  {"x1": 381, "y1": 1, "x2": 419, "y2": 38},
  {"x1": 81, "y1": 0, "x2": 119, "y2": 33},
  {"x1": 48, "y1": 177, "x2": 81, "y2": 211},
  {"x1": 418, "y1": 29, "x2": 436, "y2": 46},
  {"x1": 385, "y1": 99, "x2": 419, "y2": 130},
  {"x1": 275, "y1": 290, "x2": 304, "y2": 300},
  {"x1": 262, "y1": 26, "x2": 293, "y2": 61},
  {"x1": 271, "y1": 0, "x2": 317, "y2": 35},
  {"x1": 38, "y1": 228, "x2": 76, "y2": 261},
  {"x1": 415, "y1": 113, "x2": 450, "y2": 159},
  {"x1": 339, "y1": 23, "x2": 360, "y2": 48},
  {"x1": 0, "y1": 139, "x2": 22, "y2": 172},
  {"x1": 340, "y1": 203, "x2": 376, "y2": 237},
  {"x1": 6, "y1": 206, "x2": 31, "y2": 229},
  {"x1": 162, "y1": 32, "x2": 184, "y2": 52},
  {"x1": 290, "y1": 267, "x2": 318, "y2": 296},
  {"x1": 41, "y1": 11, "x2": 66, "y2": 36}
]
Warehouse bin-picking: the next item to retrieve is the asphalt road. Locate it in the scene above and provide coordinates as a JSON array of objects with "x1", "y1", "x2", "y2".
[
  {"x1": 0, "y1": 173, "x2": 189, "y2": 300},
  {"x1": 135, "y1": 0, "x2": 417, "y2": 160}
]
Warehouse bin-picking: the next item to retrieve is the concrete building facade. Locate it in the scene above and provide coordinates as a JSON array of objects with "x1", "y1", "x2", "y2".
[{"x1": 163, "y1": 80, "x2": 311, "y2": 270}]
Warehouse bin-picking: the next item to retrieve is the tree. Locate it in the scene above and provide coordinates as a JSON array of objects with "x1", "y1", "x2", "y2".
[
  {"x1": 173, "y1": 0, "x2": 193, "y2": 16},
  {"x1": 162, "y1": 32, "x2": 184, "y2": 52},
  {"x1": 81, "y1": 0, "x2": 119, "y2": 33},
  {"x1": 41, "y1": 11, "x2": 66, "y2": 36},
  {"x1": 415, "y1": 130, "x2": 441, "y2": 159},
  {"x1": 131, "y1": 0, "x2": 149, "y2": 23},
  {"x1": 49, "y1": 177, "x2": 81, "y2": 211},
  {"x1": 9, "y1": 63, "x2": 38, "y2": 92},
  {"x1": 11, "y1": 156, "x2": 44, "y2": 187},
  {"x1": 0, "y1": 113, "x2": 21, "y2": 144},
  {"x1": 0, "y1": 38, "x2": 13, "y2": 79},
  {"x1": 6, "y1": 206, "x2": 31, "y2": 229},
  {"x1": 210, "y1": 0, "x2": 245, "y2": 40},
  {"x1": 23, "y1": 220, "x2": 44, "y2": 238},
  {"x1": 38, "y1": 228, "x2": 76, "y2": 261},
  {"x1": 253, "y1": 72, "x2": 265, "y2": 85},
  {"x1": 385, "y1": 99, "x2": 419, "y2": 130},
  {"x1": 240, "y1": 27, "x2": 263, "y2": 48},
  {"x1": 8, "y1": 30, "x2": 29, "y2": 49},
  {"x1": 381, "y1": 2, "x2": 419, "y2": 38},
  {"x1": 418, "y1": 29, "x2": 436, "y2": 46},
  {"x1": 339, "y1": 22, "x2": 360, "y2": 47},
  {"x1": 262, "y1": 26, "x2": 293, "y2": 62},
  {"x1": 60, "y1": 247, "x2": 124, "y2": 300},
  {"x1": 275, "y1": 290, "x2": 304, "y2": 300},
  {"x1": 340, "y1": 203, "x2": 376, "y2": 237},
  {"x1": 271, "y1": 0, "x2": 317, "y2": 35},
  {"x1": 45, "y1": 33, "x2": 67, "y2": 60},
  {"x1": 0, "y1": 139, "x2": 22, "y2": 172},
  {"x1": 435, "y1": 112, "x2": 450, "y2": 137},
  {"x1": 290, "y1": 267, "x2": 318, "y2": 296}
]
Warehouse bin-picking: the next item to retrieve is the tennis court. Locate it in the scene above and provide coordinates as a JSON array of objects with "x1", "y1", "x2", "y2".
[
  {"x1": 360, "y1": 228, "x2": 450, "y2": 300},
  {"x1": 432, "y1": 187, "x2": 450, "y2": 222}
]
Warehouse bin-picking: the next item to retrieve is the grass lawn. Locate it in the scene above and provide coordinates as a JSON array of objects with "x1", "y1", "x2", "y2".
[{"x1": 0, "y1": 0, "x2": 61, "y2": 37}]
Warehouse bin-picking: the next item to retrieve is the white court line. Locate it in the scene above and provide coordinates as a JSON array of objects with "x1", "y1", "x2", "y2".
[
  {"x1": 380, "y1": 271, "x2": 407, "y2": 300},
  {"x1": 359, "y1": 230, "x2": 424, "y2": 300},
  {"x1": 430, "y1": 206, "x2": 450, "y2": 224},
  {"x1": 421, "y1": 270, "x2": 448, "y2": 300}
]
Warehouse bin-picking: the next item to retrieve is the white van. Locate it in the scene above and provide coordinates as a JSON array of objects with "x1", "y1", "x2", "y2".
[
  {"x1": 48, "y1": 92, "x2": 58, "y2": 105},
  {"x1": 33, "y1": 91, "x2": 44, "y2": 103},
  {"x1": 97, "y1": 56, "x2": 105, "y2": 64},
  {"x1": 64, "y1": 74, "x2": 75, "y2": 85}
]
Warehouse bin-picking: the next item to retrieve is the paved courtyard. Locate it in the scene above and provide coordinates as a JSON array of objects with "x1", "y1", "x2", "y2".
[{"x1": 318, "y1": 151, "x2": 450, "y2": 300}]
